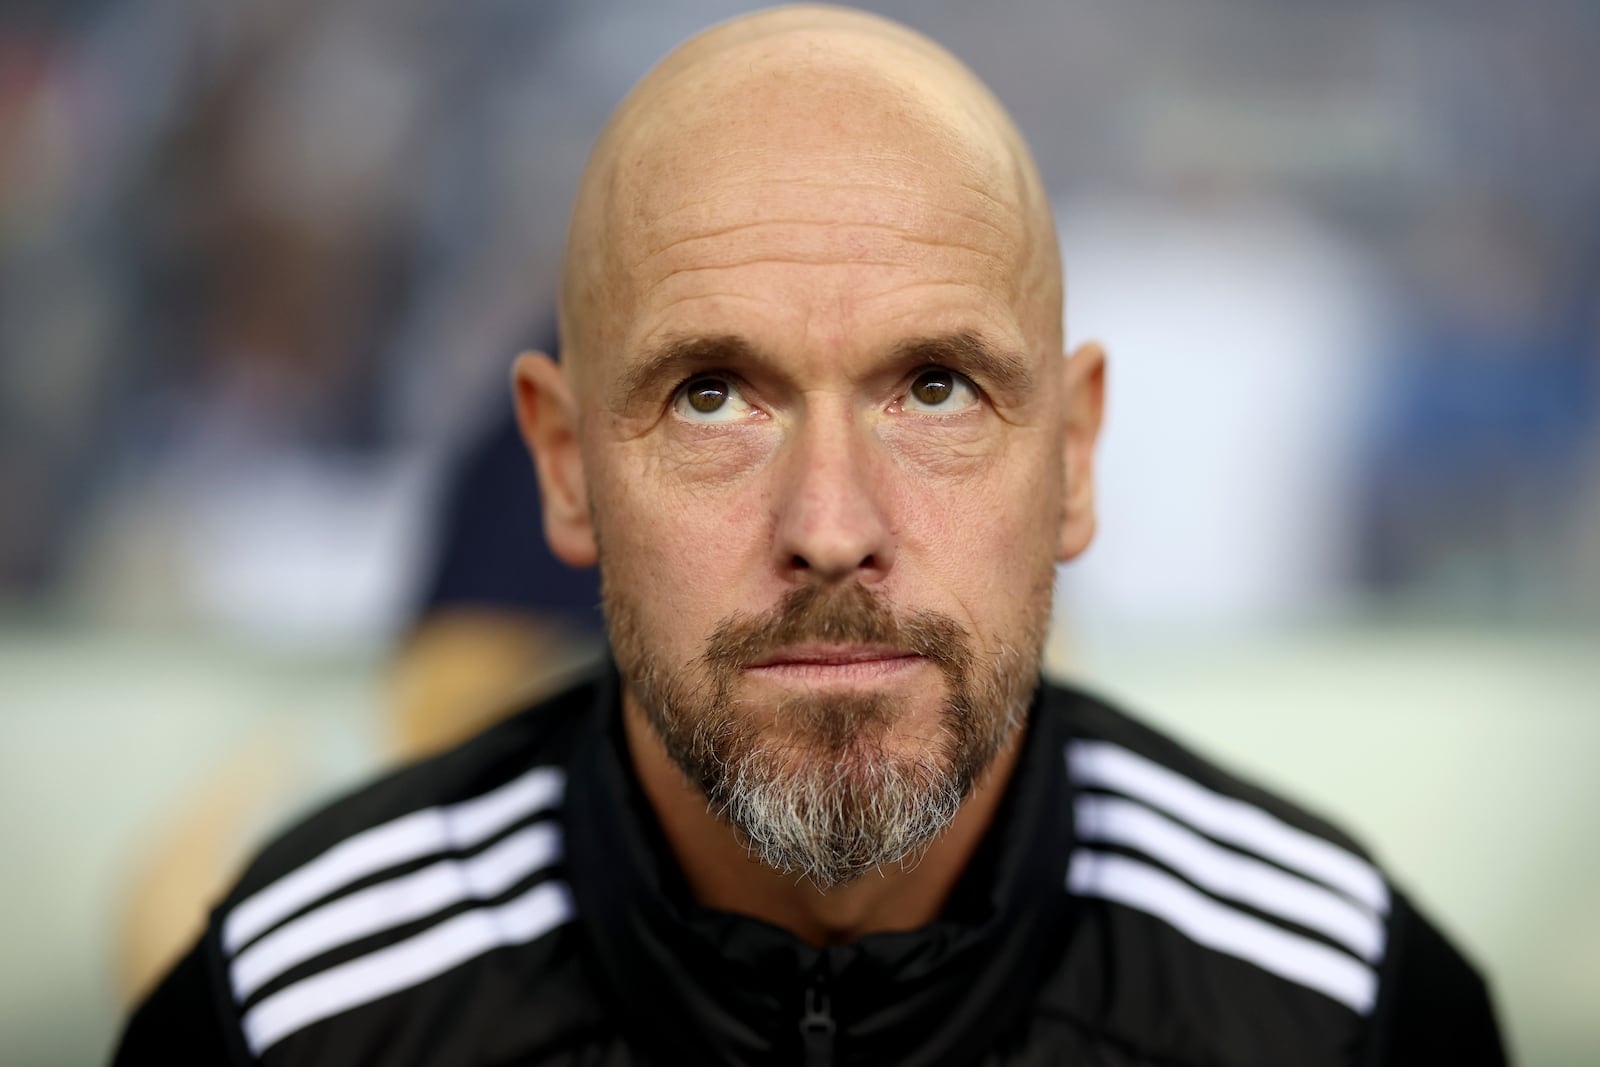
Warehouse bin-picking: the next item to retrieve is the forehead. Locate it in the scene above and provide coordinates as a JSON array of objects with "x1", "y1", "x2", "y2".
[
  {"x1": 634, "y1": 45, "x2": 1014, "y2": 194},
  {"x1": 599, "y1": 47, "x2": 1032, "y2": 378}
]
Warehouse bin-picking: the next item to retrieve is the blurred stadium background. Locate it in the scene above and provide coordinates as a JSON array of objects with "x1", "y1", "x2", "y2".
[{"x1": 1, "y1": 1, "x2": 1596, "y2": 1063}]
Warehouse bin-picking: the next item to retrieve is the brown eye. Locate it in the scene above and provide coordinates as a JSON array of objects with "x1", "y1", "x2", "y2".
[
  {"x1": 904, "y1": 368, "x2": 977, "y2": 412},
  {"x1": 911, "y1": 370, "x2": 954, "y2": 406},
  {"x1": 687, "y1": 379, "x2": 729, "y2": 413},
  {"x1": 673, "y1": 375, "x2": 755, "y2": 422}
]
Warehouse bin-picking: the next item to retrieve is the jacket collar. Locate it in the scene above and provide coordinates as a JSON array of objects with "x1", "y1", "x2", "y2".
[{"x1": 564, "y1": 665, "x2": 1077, "y2": 1067}]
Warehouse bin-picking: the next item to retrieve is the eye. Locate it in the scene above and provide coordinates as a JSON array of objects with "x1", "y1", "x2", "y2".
[
  {"x1": 902, "y1": 368, "x2": 979, "y2": 413},
  {"x1": 672, "y1": 374, "x2": 756, "y2": 423}
]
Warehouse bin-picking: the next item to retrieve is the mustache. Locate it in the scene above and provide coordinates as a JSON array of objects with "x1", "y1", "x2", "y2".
[{"x1": 701, "y1": 583, "x2": 972, "y2": 678}]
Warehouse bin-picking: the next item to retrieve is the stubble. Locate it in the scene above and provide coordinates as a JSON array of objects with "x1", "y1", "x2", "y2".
[{"x1": 605, "y1": 579, "x2": 1045, "y2": 889}]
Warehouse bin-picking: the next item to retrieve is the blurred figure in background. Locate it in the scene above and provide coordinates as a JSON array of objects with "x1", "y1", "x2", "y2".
[
  {"x1": 1055, "y1": 191, "x2": 1394, "y2": 643},
  {"x1": 1359, "y1": 195, "x2": 1600, "y2": 618},
  {"x1": 390, "y1": 404, "x2": 603, "y2": 755},
  {"x1": 1, "y1": 0, "x2": 603, "y2": 632},
  {"x1": 117, "y1": 392, "x2": 601, "y2": 999}
]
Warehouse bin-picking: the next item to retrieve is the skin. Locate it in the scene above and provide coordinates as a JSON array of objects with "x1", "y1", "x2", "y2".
[{"x1": 514, "y1": 5, "x2": 1105, "y2": 945}]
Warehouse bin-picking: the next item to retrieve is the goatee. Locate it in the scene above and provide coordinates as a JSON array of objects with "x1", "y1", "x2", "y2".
[{"x1": 606, "y1": 581, "x2": 1040, "y2": 889}]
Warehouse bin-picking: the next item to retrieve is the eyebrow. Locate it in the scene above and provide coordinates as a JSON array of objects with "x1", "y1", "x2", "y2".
[
  {"x1": 612, "y1": 334, "x2": 757, "y2": 410},
  {"x1": 611, "y1": 330, "x2": 1034, "y2": 409},
  {"x1": 892, "y1": 332, "x2": 1034, "y2": 397}
]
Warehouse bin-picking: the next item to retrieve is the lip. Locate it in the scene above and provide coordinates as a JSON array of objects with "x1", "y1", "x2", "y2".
[
  {"x1": 747, "y1": 643, "x2": 916, "y2": 668},
  {"x1": 743, "y1": 645, "x2": 926, "y2": 684}
]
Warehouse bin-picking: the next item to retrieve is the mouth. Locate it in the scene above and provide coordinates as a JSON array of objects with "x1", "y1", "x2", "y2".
[{"x1": 744, "y1": 644, "x2": 926, "y2": 684}]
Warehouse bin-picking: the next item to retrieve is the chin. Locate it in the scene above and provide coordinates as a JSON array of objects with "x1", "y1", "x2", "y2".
[{"x1": 717, "y1": 726, "x2": 969, "y2": 888}]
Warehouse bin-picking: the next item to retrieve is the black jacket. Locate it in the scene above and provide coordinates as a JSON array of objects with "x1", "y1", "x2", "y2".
[{"x1": 115, "y1": 667, "x2": 1508, "y2": 1066}]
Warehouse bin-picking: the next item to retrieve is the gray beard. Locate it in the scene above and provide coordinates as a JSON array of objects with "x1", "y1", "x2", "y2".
[{"x1": 605, "y1": 581, "x2": 1042, "y2": 889}]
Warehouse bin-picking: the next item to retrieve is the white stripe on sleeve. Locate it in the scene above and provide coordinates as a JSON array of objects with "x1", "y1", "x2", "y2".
[
  {"x1": 223, "y1": 766, "x2": 564, "y2": 953},
  {"x1": 1068, "y1": 849, "x2": 1377, "y2": 1014},
  {"x1": 1075, "y1": 794, "x2": 1385, "y2": 962},
  {"x1": 1067, "y1": 741, "x2": 1388, "y2": 915},
  {"x1": 241, "y1": 879, "x2": 576, "y2": 1055},
  {"x1": 230, "y1": 821, "x2": 563, "y2": 1001}
]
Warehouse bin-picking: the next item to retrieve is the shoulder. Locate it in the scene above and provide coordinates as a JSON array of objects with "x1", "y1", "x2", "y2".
[
  {"x1": 1029, "y1": 680, "x2": 1505, "y2": 1066},
  {"x1": 198, "y1": 670, "x2": 614, "y2": 1066},
  {"x1": 1045, "y1": 678, "x2": 1378, "y2": 866},
  {"x1": 224, "y1": 675, "x2": 592, "y2": 914}
]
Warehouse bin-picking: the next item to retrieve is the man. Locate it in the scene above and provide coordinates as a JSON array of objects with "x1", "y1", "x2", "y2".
[{"x1": 115, "y1": 7, "x2": 1507, "y2": 1065}]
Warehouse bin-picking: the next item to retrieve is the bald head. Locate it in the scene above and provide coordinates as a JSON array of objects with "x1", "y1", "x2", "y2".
[
  {"x1": 515, "y1": 7, "x2": 1105, "y2": 900},
  {"x1": 558, "y1": 5, "x2": 1060, "y2": 390}
]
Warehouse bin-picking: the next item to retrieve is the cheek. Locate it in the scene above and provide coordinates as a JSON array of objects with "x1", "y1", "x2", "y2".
[
  {"x1": 655, "y1": 423, "x2": 777, "y2": 487},
  {"x1": 596, "y1": 426, "x2": 774, "y2": 533},
  {"x1": 591, "y1": 441, "x2": 775, "y2": 649},
  {"x1": 877, "y1": 416, "x2": 997, "y2": 482},
  {"x1": 887, "y1": 433, "x2": 1062, "y2": 603}
]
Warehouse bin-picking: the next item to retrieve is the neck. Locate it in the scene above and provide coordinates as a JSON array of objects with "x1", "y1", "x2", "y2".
[{"x1": 621, "y1": 689, "x2": 1024, "y2": 946}]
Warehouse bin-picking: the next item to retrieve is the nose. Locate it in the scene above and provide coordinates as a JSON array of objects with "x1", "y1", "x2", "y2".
[{"x1": 772, "y1": 410, "x2": 896, "y2": 583}]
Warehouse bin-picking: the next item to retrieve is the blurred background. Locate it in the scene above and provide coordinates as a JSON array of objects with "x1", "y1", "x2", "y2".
[{"x1": 2, "y1": 0, "x2": 1596, "y2": 1063}]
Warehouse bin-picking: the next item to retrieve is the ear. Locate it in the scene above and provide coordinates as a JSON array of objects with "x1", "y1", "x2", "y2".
[
  {"x1": 1057, "y1": 340, "x2": 1106, "y2": 562},
  {"x1": 512, "y1": 352, "x2": 599, "y2": 567}
]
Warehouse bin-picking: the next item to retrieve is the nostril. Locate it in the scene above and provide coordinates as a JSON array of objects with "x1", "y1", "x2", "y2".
[{"x1": 787, "y1": 553, "x2": 881, "y2": 575}]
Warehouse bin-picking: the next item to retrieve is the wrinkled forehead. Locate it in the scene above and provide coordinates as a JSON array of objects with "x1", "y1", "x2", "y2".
[{"x1": 560, "y1": 16, "x2": 1057, "y2": 390}]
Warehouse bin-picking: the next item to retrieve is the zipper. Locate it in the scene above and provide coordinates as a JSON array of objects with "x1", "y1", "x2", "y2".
[{"x1": 798, "y1": 965, "x2": 835, "y2": 1067}]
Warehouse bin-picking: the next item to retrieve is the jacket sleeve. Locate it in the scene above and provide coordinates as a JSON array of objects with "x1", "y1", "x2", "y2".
[
  {"x1": 1360, "y1": 890, "x2": 1511, "y2": 1067},
  {"x1": 112, "y1": 934, "x2": 254, "y2": 1066}
]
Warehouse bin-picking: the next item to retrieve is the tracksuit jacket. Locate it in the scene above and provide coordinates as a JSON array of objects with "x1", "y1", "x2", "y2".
[{"x1": 115, "y1": 665, "x2": 1508, "y2": 1065}]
